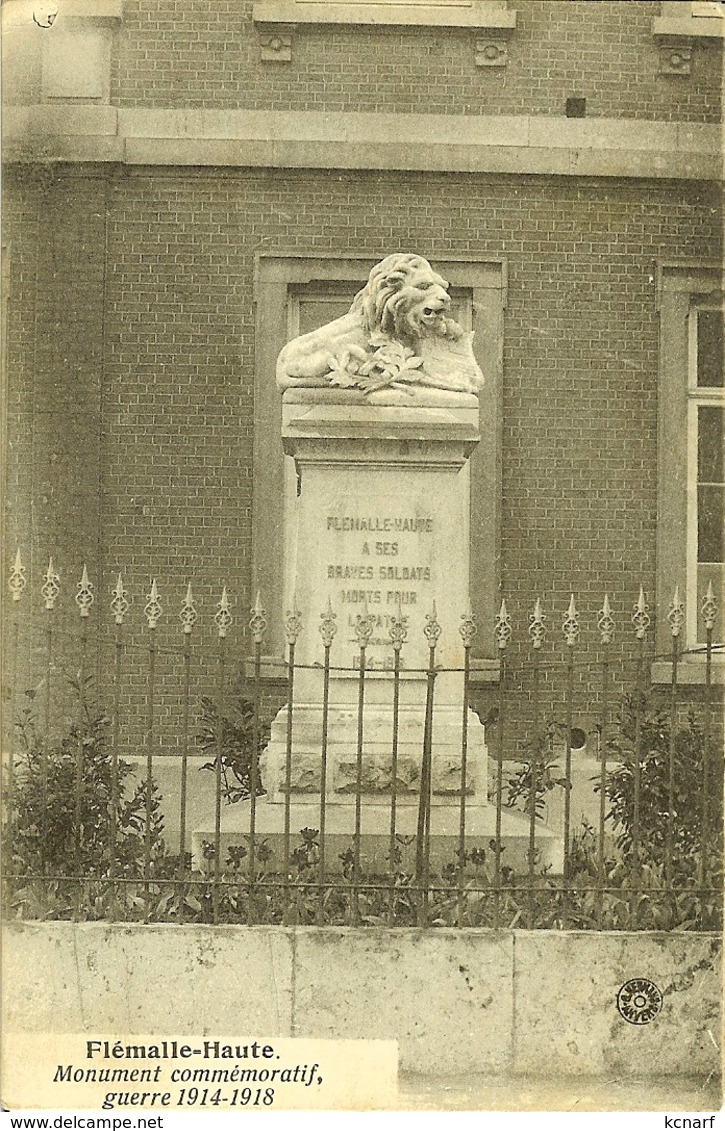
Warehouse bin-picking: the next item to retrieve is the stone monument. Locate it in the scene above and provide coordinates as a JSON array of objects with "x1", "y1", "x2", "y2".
[{"x1": 194, "y1": 254, "x2": 559, "y2": 872}]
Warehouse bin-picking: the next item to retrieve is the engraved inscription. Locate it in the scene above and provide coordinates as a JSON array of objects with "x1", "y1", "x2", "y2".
[{"x1": 324, "y1": 508, "x2": 435, "y2": 668}]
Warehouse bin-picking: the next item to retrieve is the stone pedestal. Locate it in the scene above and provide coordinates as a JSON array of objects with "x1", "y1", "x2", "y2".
[{"x1": 261, "y1": 388, "x2": 487, "y2": 817}]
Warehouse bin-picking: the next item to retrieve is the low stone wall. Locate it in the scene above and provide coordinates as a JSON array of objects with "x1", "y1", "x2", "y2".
[{"x1": 2, "y1": 923, "x2": 720, "y2": 1079}]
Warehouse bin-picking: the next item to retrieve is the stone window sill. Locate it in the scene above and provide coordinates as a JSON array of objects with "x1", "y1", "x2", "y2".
[
  {"x1": 252, "y1": 0, "x2": 516, "y2": 30},
  {"x1": 653, "y1": 16, "x2": 725, "y2": 37}
]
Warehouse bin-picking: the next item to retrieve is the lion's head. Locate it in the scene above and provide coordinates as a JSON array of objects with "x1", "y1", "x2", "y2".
[{"x1": 355, "y1": 253, "x2": 454, "y2": 344}]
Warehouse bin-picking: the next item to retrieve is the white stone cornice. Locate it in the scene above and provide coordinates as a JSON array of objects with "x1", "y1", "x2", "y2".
[{"x1": 3, "y1": 108, "x2": 722, "y2": 181}]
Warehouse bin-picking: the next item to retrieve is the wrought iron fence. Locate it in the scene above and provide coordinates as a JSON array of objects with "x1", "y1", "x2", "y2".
[{"x1": 2, "y1": 549, "x2": 722, "y2": 931}]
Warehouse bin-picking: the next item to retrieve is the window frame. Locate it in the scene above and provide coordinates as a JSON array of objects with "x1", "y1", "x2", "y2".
[
  {"x1": 686, "y1": 306, "x2": 724, "y2": 647},
  {"x1": 654, "y1": 261, "x2": 724, "y2": 683}
]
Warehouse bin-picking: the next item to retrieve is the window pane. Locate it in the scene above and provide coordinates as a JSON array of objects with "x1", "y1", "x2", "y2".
[
  {"x1": 697, "y1": 310, "x2": 724, "y2": 387},
  {"x1": 697, "y1": 485, "x2": 724, "y2": 563},
  {"x1": 698, "y1": 405, "x2": 724, "y2": 482}
]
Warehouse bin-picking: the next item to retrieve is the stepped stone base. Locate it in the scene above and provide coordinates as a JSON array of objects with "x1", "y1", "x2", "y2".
[{"x1": 191, "y1": 797, "x2": 563, "y2": 874}]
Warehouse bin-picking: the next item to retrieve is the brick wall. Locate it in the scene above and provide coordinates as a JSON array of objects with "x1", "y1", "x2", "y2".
[
  {"x1": 4, "y1": 165, "x2": 721, "y2": 787},
  {"x1": 113, "y1": 0, "x2": 722, "y2": 123}
]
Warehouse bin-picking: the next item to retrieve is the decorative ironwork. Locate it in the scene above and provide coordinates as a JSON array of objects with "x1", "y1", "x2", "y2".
[
  {"x1": 495, "y1": 598, "x2": 512, "y2": 650},
  {"x1": 319, "y1": 598, "x2": 337, "y2": 647},
  {"x1": 388, "y1": 600, "x2": 408, "y2": 652},
  {"x1": 597, "y1": 594, "x2": 614, "y2": 644},
  {"x1": 702, "y1": 580, "x2": 718, "y2": 632},
  {"x1": 180, "y1": 582, "x2": 197, "y2": 635},
  {"x1": 284, "y1": 599, "x2": 303, "y2": 646},
  {"x1": 459, "y1": 607, "x2": 478, "y2": 648},
  {"x1": 143, "y1": 579, "x2": 162, "y2": 629},
  {"x1": 215, "y1": 587, "x2": 233, "y2": 639},
  {"x1": 75, "y1": 565, "x2": 94, "y2": 618},
  {"x1": 9, "y1": 549, "x2": 26, "y2": 602},
  {"x1": 528, "y1": 598, "x2": 546, "y2": 650},
  {"x1": 632, "y1": 586, "x2": 650, "y2": 640},
  {"x1": 562, "y1": 593, "x2": 579, "y2": 647},
  {"x1": 354, "y1": 602, "x2": 375, "y2": 648},
  {"x1": 249, "y1": 591, "x2": 266, "y2": 643},
  {"x1": 667, "y1": 585, "x2": 685, "y2": 638},
  {"x1": 41, "y1": 557, "x2": 60, "y2": 611},
  {"x1": 111, "y1": 573, "x2": 129, "y2": 625},
  {"x1": 423, "y1": 602, "x2": 442, "y2": 648},
  {"x1": 616, "y1": 979, "x2": 663, "y2": 1026}
]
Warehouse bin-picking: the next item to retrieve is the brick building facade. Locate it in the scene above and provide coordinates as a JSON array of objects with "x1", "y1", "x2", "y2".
[{"x1": 2, "y1": 1, "x2": 723, "y2": 800}]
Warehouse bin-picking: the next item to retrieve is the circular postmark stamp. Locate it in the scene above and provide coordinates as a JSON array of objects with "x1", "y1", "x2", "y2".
[{"x1": 616, "y1": 978, "x2": 663, "y2": 1025}]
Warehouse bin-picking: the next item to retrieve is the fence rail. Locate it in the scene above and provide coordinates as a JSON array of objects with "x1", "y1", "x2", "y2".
[{"x1": 2, "y1": 551, "x2": 722, "y2": 931}]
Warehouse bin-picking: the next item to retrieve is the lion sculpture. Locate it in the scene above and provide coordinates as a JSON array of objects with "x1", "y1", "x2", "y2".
[{"x1": 276, "y1": 253, "x2": 484, "y2": 397}]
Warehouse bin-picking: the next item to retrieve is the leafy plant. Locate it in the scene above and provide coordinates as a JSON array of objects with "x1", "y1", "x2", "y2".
[
  {"x1": 197, "y1": 693, "x2": 272, "y2": 803},
  {"x1": 505, "y1": 723, "x2": 569, "y2": 818},
  {"x1": 5, "y1": 680, "x2": 170, "y2": 920},
  {"x1": 599, "y1": 694, "x2": 723, "y2": 875}
]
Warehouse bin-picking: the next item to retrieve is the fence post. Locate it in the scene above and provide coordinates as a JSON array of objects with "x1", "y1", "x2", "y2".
[
  {"x1": 561, "y1": 594, "x2": 579, "y2": 927},
  {"x1": 74, "y1": 565, "x2": 95, "y2": 919},
  {"x1": 212, "y1": 588, "x2": 232, "y2": 924},
  {"x1": 282, "y1": 600, "x2": 302, "y2": 923},
  {"x1": 416, "y1": 604, "x2": 441, "y2": 925},
  {"x1": 109, "y1": 573, "x2": 129, "y2": 920},
  {"x1": 41, "y1": 558, "x2": 61, "y2": 879},
  {"x1": 178, "y1": 583, "x2": 197, "y2": 867},
  {"x1": 457, "y1": 607, "x2": 477, "y2": 922},
  {"x1": 494, "y1": 599, "x2": 512, "y2": 928},
  {"x1": 318, "y1": 599, "x2": 337, "y2": 926},
  {"x1": 6, "y1": 549, "x2": 27, "y2": 887},
  {"x1": 248, "y1": 592, "x2": 266, "y2": 925},
  {"x1": 699, "y1": 581, "x2": 718, "y2": 914},
  {"x1": 665, "y1": 586, "x2": 684, "y2": 896},
  {"x1": 527, "y1": 598, "x2": 546, "y2": 928},
  {"x1": 352, "y1": 603, "x2": 374, "y2": 926},
  {"x1": 631, "y1": 585, "x2": 651, "y2": 929},
  {"x1": 142, "y1": 579, "x2": 161, "y2": 921},
  {"x1": 387, "y1": 601, "x2": 407, "y2": 926},
  {"x1": 596, "y1": 594, "x2": 614, "y2": 928}
]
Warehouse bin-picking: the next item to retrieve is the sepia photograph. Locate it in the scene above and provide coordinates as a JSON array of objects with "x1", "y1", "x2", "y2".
[{"x1": 1, "y1": 0, "x2": 723, "y2": 1119}]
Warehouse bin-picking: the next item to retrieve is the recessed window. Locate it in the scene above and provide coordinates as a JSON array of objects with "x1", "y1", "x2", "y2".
[{"x1": 689, "y1": 307, "x2": 724, "y2": 646}]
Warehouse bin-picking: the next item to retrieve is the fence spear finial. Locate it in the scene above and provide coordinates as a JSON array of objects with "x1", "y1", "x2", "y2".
[
  {"x1": 215, "y1": 586, "x2": 233, "y2": 639},
  {"x1": 424, "y1": 600, "x2": 442, "y2": 649},
  {"x1": 702, "y1": 579, "x2": 718, "y2": 632},
  {"x1": 248, "y1": 590, "x2": 266, "y2": 643},
  {"x1": 9, "y1": 548, "x2": 26, "y2": 603},
  {"x1": 389, "y1": 595, "x2": 408, "y2": 652},
  {"x1": 667, "y1": 584, "x2": 684, "y2": 639},
  {"x1": 632, "y1": 585, "x2": 650, "y2": 640},
  {"x1": 319, "y1": 596, "x2": 337, "y2": 647},
  {"x1": 42, "y1": 556, "x2": 61, "y2": 611},
  {"x1": 495, "y1": 597, "x2": 512, "y2": 650},
  {"x1": 180, "y1": 581, "x2": 197, "y2": 635},
  {"x1": 528, "y1": 597, "x2": 546, "y2": 650},
  {"x1": 597, "y1": 593, "x2": 614, "y2": 645},
  {"x1": 355, "y1": 598, "x2": 374, "y2": 649},
  {"x1": 284, "y1": 595, "x2": 302, "y2": 646},
  {"x1": 459, "y1": 602, "x2": 477, "y2": 648},
  {"x1": 75, "y1": 564, "x2": 95, "y2": 618},
  {"x1": 563, "y1": 593, "x2": 579, "y2": 647},
  {"x1": 111, "y1": 572, "x2": 129, "y2": 625},
  {"x1": 144, "y1": 577, "x2": 162, "y2": 629}
]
